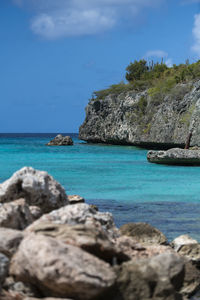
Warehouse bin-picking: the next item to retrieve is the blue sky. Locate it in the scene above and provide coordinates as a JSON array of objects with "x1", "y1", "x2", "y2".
[{"x1": 0, "y1": 0, "x2": 200, "y2": 132}]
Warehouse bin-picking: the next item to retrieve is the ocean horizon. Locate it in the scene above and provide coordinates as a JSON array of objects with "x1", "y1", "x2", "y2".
[{"x1": 0, "y1": 133, "x2": 200, "y2": 242}]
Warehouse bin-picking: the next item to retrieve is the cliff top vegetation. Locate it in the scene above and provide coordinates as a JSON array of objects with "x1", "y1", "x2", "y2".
[{"x1": 92, "y1": 59, "x2": 200, "y2": 101}]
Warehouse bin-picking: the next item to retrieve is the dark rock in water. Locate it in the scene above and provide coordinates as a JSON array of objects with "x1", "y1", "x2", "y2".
[
  {"x1": 46, "y1": 134, "x2": 73, "y2": 146},
  {"x1": 68, "y1": 195, "x2": 85, "y2": 205},
  {"x1": 147, "y1": 148, "x2": 200, "y2": 165},
  {"x1": 120, "y1": 222, "x2": 167, "y2": 245},
  {"x1": 79, "y1": 81, "x2": 200, "y2": 149}
]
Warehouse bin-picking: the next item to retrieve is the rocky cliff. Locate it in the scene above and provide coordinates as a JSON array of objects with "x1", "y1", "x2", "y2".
[{"x1": 79, "y1": 80, "x2": 200, "y2": 149}]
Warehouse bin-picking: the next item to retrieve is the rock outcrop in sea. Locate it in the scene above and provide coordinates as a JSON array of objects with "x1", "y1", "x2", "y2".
[
  {"x1": 79, "y1": 81, "x2": 200, "y2": 149},
  {"x1": 147, "y1": 148, "x2": 200, "y2": 165},
  {"x1": 46, "y1": 134, "x2": 73, "y2": 146},
  {"x1": 1, "y1": 167, "x2": 200, "y2": 299}
]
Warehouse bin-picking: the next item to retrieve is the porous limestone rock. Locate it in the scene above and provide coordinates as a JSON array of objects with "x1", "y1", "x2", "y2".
[
  {"x1": 116, "y1": 236, "x2": 173, "y2": 260},
  {"x1": 0, "y1": 167, "x2": 68, "y2": 213},
  {"x1": 79, "y1": 81, "x2": 200, "y2": 148},
  {"x1": 115, "y1": 252, "x2": 185, "y2": 300},
  {"x1": 120, "y1": 222, "x2": 167, "y2": 245},
  {"x1": 68, "y1": 194, "x2": 85, "y2": 205},
  {"x1": 147, "y1": 148, "x2": 200, "y2": 165},
  {"x1": 180, "y1": 260, "x2": 200, "y2": 297},
  {"x1": 46, "y1": 134, "x2": 73, "y2": 146},
  {"x1": 177, "y1": 244, "x2": 200, "y2": 267},
  {"x1": 29, "y1": 206, "x2": 43, "y2": 221},
  {"x1": 26, "y1": 203, "x2": 119, "y2": 238},
  {"x1": 10, "y1": 234, "x2": 116, "y2": 300},
  {"x1": 171, "y1": 235, "x2": 198, "y2": 251},
  {"x1": 26, "y1": 222, "x2": 129, "y2": 264},
  {"x1": 0, "y1": 199, "x2": 33, "y2": 230},
  {"x1": 0, "y1": 228, "x2": 24, "y2": 257}
]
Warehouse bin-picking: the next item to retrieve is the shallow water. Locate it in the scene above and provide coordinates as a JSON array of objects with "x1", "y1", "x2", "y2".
[{"x1": 0, "y1": 133, "x2": 200, "y2": 241}]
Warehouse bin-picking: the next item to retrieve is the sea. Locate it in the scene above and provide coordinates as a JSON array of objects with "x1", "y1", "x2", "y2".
[{"x1": 0, "y1": 133, "x2": 200, "y2": 242}]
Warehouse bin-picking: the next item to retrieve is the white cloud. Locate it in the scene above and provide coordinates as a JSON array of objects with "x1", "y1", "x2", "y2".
[
  {"x1": 13, "y1": 0, "x2": 164, "y2": 39},
  {"x1": 144, "y1": 50, "x2": 168, "y2": 58},
  {"x1": 192, "y1": 14, "x2": 200, "y2": 56},
  {"x1": 165, "y1": 58, "x2": 173, "y2": 67},
  {"x1": 144, "y1": 50, "x2": 173, "y2": 67}
]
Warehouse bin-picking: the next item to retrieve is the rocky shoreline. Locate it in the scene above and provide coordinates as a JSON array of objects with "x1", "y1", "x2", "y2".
[
  {"x1": 79, "y1": 81, "x2": 200, "y2": 149},
  {"x1": 0, "y1": 167, "x2": 200, "y2": 299}
]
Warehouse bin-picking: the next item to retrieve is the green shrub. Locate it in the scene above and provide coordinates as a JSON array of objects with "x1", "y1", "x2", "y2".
[{"x1": 91, "y1": 60, "x2": 200, "y2": 102}]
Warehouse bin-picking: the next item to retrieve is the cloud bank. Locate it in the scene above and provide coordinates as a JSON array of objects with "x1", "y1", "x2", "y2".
[
  {"x1": 144, "y1": 50, "x2": 173, "y2": 67},
  {"x1": 192, "y1": 14, "x2": 200, "y2": 56},
  {"x1": 13, "y1": 0, "x2": 164, "y2": 39}
]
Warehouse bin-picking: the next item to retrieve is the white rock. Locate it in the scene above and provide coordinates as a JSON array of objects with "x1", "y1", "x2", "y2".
[
  {"x1": 0, "y1": 167, "x2": 68, "y2": 213},
  {"x1": 26, "y1": 203, "x2": 119, "y2": 238},
  {"x1": 171, "y1": 234, "x2": 198, "y2": 251}
]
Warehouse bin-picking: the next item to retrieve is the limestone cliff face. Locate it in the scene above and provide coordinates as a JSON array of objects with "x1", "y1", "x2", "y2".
[{"x1": 79, "y1": 81, "x2": 200, "y2": 149}]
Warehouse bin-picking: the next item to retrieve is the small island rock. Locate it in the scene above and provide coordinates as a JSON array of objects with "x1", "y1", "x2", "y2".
[
  {"x1": 147, "y1": 148, "x2": 200, "y2": 165},
  {"x1": 46, "y1": 134, "x2": 73, "y2": 146}
]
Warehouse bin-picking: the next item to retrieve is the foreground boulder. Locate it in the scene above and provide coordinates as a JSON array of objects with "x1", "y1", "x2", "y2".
[
  {"x1": 26, "y1": 203, "x2": 119, "y2": 238},
  {"x1": 181, "y1": 260, "x2": 200, "y2": 297},
  {"x1": 0, "y1": 228, "x2": 24, "y2": 257},
  {"x1": 147, "y1": 148, "x2": 200, "y2": 165},
  {"x1": 0, "y1": 199, "x2": 33, "y2": 230},
  {"x1": 46, "y1": 134, "x2": 73, "y2": 146},
  {"x1": 10, "y1": 234, "x2": 116, "y2": 300},
  {"x1": 0, "y1": 167, "x2": 68, "y2": 213},
  {"x1": 27, "y1": 222, "x2": 129, "y2": 264},
  {"x1": 115, "y1": 253, "x2": 185, "y2": 300},
  {"x1": 120, "y1": 222, "x2": 167, "y2": 245}
]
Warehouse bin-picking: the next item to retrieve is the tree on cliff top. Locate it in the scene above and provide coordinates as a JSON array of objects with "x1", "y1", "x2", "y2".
[
  {"x1": 125, "y1": 59, "x2": 168, "y2": 82},
  {"x1": 125, "y1": 60, "x2": 148, "y2": 82}
]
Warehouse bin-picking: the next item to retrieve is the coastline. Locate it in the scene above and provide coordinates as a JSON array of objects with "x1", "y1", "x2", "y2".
[{"x1": 0, "y1": 167, "x2": 200, "y2": 299}]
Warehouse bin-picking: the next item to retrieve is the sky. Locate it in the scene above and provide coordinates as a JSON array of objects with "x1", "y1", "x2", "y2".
[{"x1": 1, "y1": 0, "x2": 200, "y2": 133}]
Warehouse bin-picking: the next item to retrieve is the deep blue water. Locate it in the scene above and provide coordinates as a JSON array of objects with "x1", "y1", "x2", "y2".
[{"x1": 0, "y1": 133, "x2": 200, "y2": 241}]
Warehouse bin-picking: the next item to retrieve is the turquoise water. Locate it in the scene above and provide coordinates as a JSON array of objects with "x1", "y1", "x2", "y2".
[{"x1": 0, "y1": 133, "x2": 200, "y2": 241}]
